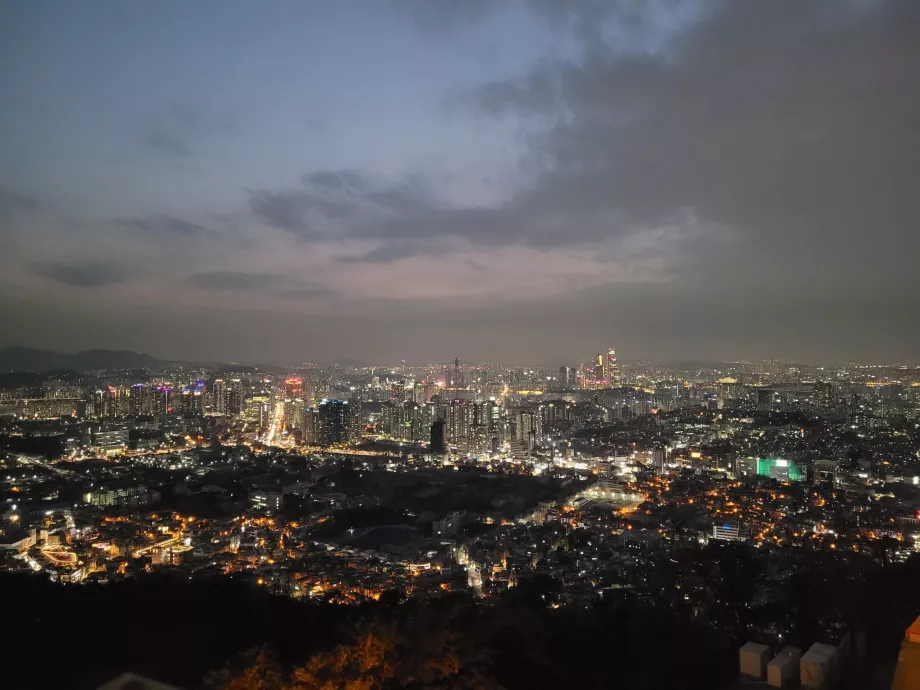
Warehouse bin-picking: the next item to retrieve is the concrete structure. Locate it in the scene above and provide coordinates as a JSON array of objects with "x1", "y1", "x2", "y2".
[
  {"x1": 800, "y1": 645, "x2": 833, "y2": 689},
  {"x1": 739, "y1": 641, "x2": 771, "y2": 679},
  {"x1": 767, "y1": 646, "x2": 801, "y2": 688},
  {"x1": 810, "y1": 642, "x2": 842, "y2": 682}
]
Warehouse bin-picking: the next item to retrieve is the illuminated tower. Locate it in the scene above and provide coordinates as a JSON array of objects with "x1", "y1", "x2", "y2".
[
  {"x1": 604, "y1": 349, "x2": 620, "y2": 387},
  {"x1": 594, "y1": 354, "x2": 605, "y2": 386}
]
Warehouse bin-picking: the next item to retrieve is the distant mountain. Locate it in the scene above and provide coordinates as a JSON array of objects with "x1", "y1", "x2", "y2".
[{"x1": 0, "y1": 347, "x2": 161, "y2": 372}]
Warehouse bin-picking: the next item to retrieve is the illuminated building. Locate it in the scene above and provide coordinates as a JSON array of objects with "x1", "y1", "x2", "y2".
[
  {"x1": 443, "y1": 399, "x2": 471, "y2": 441},
  {"x1": 94, "y1": 387, "x2": 121, "y2": 419},
  {"x1": 213, "y1": 378, "x2": 228, "y2": 414},
  {"x1": 558, "y1": 366, "x2": 575, "y2": 389},
  {"x1": 604, "y1": 349, "x2": 620, "y2": 386},
  {"x1": 313, "y1": 399, "x2": 358, "y2": 445},
  {"x1": 736, "y1": 457, "x2": 805, "y2": 482},
  {"x1": 83, "y1": 483, "x2": 159, "y2": 507},
  {"x1": 180, "y1": 386, "x2": 204, "y2": 415},
  {"x1": 711, "y1": 522, "x2": 751, "y2": 542},
  {"x1": 228, "y1": 379, "x2": 243, "y2": 415},
  {"x1": 433, "y1": 511, "x2": 464, "y2": 538},
  {"x1": 246, "y1": 395, "x2": 270, "y2": 427},
  {"x1": 594, "y1": 353, "x2": 605, "y2": 386},
  {"x1": 516, "y1": 410, "x2": 542, "y2": 451},
  {"x1": 251, "y1": 491, "x2": 283, "y2": 514},
  {"x1": 284, "y1": 376, "x2": 303, "y2": 397},
  {"x1": 429, "y1": 419, "x2": 446, "y2": 453},
  {"x1": 152, "y1": 386, "x2": 173, "y2": 415},
  {"x1": 130, "y1": 383, "x2": 151, "y2": 416}
]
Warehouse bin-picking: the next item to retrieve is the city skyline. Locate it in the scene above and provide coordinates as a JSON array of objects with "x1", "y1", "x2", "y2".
[{"x1": 3, "y1": 1, "x2": 919, "y2": 364}]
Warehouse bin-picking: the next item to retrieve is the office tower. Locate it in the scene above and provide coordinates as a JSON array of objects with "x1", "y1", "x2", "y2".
[
  {"x1": 285, "y1": 398, "x2": 305, "y2": 430},
  {"x1": 246, "y1": 395, "x2": 270, "y2": 427},
  {"x1": 314, "y1": 399, "x2": 357, "y2": 446},
  {"x1": 579, "y1": 364, "x2": 594, "y2": 389},
  {"x1": 429, "y1": 419, "x2": 446, "y2": 453},
  {"x1": 604, "y1": 349, "x2": 620, "y2": 386},
  {"x1": 594, "y1": 354, "x2": 605, "y2": 387}
]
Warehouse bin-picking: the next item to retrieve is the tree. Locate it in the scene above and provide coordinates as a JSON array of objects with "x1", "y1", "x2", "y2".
[{"x1": 207, "y1": 646, "x2": 285, "y2": 690}]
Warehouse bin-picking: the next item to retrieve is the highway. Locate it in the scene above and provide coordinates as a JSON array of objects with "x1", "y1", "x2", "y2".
[{"x1": 262, "y1": 399, "x2": 285, "y2": 446}]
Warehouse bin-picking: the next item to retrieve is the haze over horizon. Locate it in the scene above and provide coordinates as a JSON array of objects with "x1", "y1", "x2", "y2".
[{"x1": 2, "y1": 1, "x2": 919, "y2": 365}]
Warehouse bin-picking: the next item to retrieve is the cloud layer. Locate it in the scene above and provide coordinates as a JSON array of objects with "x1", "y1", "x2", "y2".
[{"x1": 1, "y1": 1, "x2": 918, "y2": 364}]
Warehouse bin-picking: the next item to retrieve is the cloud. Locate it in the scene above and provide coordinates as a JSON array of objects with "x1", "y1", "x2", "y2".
[
  {"x1": 188, "y1": 271, "x2": 332, "y2": 298},
  {"x1": 392, "y1": 0, "x2": 503, "y2": 33},
  {"x1": 0, "y1": 189, "x2": 40, "y2": 215},
  {"x1": 337, "y1": 244, "x2": 427, "y2": 264},
  {"x1": 118, "y1": 215, "x2": 209, "y2": 236},
  {"x1": 301, "y1": 170, "x2": 369, "y2": 193},
  {"x1": 249, "y1": 170, "x2": 436, "y2": 238},
  {"x1": 146, "y1": 132, "x2": 191, "y2": 157},
  {"x1": 34, "y1": 260, "x2": 129, "y2": 287},
  {"x1": 461, "y1": 0, "x2": 920, "y2": 278}
]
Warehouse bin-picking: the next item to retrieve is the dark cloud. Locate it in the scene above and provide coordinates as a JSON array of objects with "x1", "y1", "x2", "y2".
[
  {"x1": 34, "y1": 260, "x2": 129, "y2": 287},
  {"x1": 471, "y1": 0, "x2": 920, "y2": 272},
  {"x1": 118, "y1": 215, "x2": 209, "y2": 236},
  {"x1": 392, "y1": 0, "x2": 503, "y2": 33},
  {"x1": 146, "y1": 132, "x2": 191, "y2": 158},
  {"x1": 0, "y1": 189, "x2": 40, "y2": 215},
  {"x1": 188, "y1": 271, "x2": 332, "y2": 298},
  {"x1": 337, "y1": 244, "x2": 426, "y2": 264},
  {"x1": 249, "y1": 171, "x2": 436, "y2": 238},
  {"x1": 301, "y1": 170, "x2": 369, "y2": 193}
]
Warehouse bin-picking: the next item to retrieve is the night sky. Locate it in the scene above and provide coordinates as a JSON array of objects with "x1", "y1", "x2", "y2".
[{"x1": 1, "y1": 1, "x2": 918, "y2": 365}]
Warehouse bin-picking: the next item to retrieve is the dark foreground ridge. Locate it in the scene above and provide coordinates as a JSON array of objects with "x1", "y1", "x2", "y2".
[{"x1": 4, "y1": 551, "x2": 919, "y2": 690}]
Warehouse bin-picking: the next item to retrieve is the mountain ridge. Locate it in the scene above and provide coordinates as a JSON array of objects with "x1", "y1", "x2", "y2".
[{"x1": 0, "y1": 347, "x2": 162, "y2": 372}]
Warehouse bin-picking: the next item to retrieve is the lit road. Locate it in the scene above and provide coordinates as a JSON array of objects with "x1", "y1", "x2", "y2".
[{"x1": 262, "y1": 400, "x2": 285, "y2": 445}]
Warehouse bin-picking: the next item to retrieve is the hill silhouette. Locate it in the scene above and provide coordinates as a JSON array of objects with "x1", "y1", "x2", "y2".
[{"x1": 0, "y1": 347, "x2": 161, "y2": 372}]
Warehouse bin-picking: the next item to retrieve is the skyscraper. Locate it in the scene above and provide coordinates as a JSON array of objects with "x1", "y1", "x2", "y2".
[
  {"x1": 559, "y1": 366, "x2": 575, "y2": 389},
  {"x1": 604, "y1": 349, "x2": 620, "y2": 386},
  {"x1": 594, "y1": 354, "x2": 605, "y2": 386},
  {"x1": 213, "y1": 379, "x2": 228, "y2": 414},
  {"x1": 429, "y1": 419, "x2": 446, "y2": 454},
  {"x1": 313, "y1": 399, "x2": 357, "y2": 446}
]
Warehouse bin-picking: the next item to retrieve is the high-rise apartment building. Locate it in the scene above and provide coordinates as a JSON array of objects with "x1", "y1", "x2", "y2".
[
  {"x1": 213, "y1": 379, "x2": 229, "y2": 414},
  {"x1": 429, "y1": 419, "x2": 446, "y2": 453},
  {"x1": 313, "y1": 399, "x2": 358, "y2": 446},
  {"x1": 558, "y1": 366, "x2": 575, "y2": 389}
]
